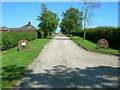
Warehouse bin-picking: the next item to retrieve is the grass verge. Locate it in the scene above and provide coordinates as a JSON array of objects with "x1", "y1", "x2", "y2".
[
  {"x1": 68, "y1": 35, "x2": 120, "y2": 54},
  {"x1": 2, "y1": 36, "x2": 53, "y2": 88}
]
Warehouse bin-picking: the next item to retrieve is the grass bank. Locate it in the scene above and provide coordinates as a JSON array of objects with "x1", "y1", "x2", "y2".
[
  {"x1": 68, "y1": 36, "x2": 120, "y2": 54},
  {"x1": 2, "y1": 36, "x2": 53, "y2": 88}
]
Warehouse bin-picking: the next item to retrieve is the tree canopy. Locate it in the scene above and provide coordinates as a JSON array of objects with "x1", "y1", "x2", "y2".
[
  {"x1": 37, "y1": 4, "x2": 59, "y2": 38},
  {"x1": 60, "y1": 7, "x2": 83, "y2": 34}
]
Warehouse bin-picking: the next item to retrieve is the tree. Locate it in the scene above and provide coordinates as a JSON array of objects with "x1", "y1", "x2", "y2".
[
  {"x1": 60, "y1": 7, "x2": 83, "y2": 35},
  {"x1": 37, "y1": 4, "x2": 59, "y2": 38},
  {"x1": 82, "y1": 0, "x2": 101, "y2": 40}
]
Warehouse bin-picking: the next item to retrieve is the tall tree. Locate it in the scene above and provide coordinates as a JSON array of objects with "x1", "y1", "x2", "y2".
[
  {"x1": 82, "y1": 0, "x2": 101, "y2": 40},
  {"x1": 37, "y1": 4, "x2": 59, "y2": 38},
  {"x1": 60, "y1": 7, "x2": 83, "y2": 35}
]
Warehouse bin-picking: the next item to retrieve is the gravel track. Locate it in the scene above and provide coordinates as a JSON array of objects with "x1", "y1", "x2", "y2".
[{"x1": 15, "y1": 35, "x2": 120, "y2": 88}]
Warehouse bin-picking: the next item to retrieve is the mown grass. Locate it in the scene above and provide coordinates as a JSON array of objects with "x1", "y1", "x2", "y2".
[
  {"x1": 68, "y1": 36, "x2": 120, "y2": 54},
  {"x1": 2, "y1": 36, "x2": 53, "y2": 88}
]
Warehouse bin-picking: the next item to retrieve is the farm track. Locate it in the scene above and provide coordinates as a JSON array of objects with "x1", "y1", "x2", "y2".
[{"x1": 15, "y1": 35, "x2": 119, "y2": 88}]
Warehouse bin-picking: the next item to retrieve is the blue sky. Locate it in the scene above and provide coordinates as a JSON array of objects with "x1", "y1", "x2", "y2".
[{"x1": 2, "y1": 2, "x2": 118, "y2": 32}]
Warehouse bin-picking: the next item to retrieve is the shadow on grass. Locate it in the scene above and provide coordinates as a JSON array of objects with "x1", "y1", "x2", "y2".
[
  {"x1": 39, "y1": 36, "x2": 54, "y2": 39},
  {"x1": 40, "y1": 37, "x2": 52, "y2": 39},
  {"x1": 16, "y1": 65, "x2": 120, "y2": 88},
  {"x1": 2, "y1": 65, "x2": 26, "y2": 82}
]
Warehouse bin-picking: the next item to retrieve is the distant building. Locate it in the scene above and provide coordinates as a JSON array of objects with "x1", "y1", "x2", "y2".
[
  {"x1": 0, "y1": 22, "x2": 38, "y2": 32},
  {"x1": 0, "y1": 26, "x2": 9, "y2": 32}
]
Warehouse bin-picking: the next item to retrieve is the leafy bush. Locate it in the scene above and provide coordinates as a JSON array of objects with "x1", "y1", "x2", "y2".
[
  {"x1": 2, "y1": 31, "x2": 38, "y2": 50},
  {"x1": 37, "y1": 30, "x2": 44, "y2": 39}
]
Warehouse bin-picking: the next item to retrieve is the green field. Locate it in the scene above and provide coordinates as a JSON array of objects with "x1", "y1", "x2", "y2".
[
  {"x1": 69, "y1": 36, "x2": 120, "y2": 54},
  {"x1": 2, "y1": 36, "x2": 53, "y2": 88}
]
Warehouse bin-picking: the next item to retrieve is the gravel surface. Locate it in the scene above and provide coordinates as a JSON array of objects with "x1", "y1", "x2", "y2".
[{"x1": 15, "y1": 35, "x2": 120, "y2": 88}]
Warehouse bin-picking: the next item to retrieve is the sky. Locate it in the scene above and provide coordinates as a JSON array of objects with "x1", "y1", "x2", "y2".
[{"x1": 1, "y1": 2, "x2": 119, "y2": 32}]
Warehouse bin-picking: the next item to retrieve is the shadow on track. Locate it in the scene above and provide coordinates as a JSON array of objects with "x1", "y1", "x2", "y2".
[{"x1": 16, "y1": 65, "x2": 120, "y2": 88}]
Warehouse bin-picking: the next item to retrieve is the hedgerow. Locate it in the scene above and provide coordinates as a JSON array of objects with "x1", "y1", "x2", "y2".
[
  {"x1": 2, "y1": 31, "x2": 38, "y2": 50},
  {"x1": 71, "y1": 27, "x2": 120, "y2": 49}
]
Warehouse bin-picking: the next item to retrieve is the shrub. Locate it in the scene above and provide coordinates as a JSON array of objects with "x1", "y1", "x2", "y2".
[
  {"x1": 2, "y1": 31, "x2": 37, "y2": 50},
  {"x1": 37, "y1": 30, "x2": 44, "y2": 39}
]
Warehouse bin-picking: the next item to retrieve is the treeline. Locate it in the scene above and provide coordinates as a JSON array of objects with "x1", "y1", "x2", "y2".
[
  {"x1": 2, "y1": 31, "x2": 37, "y2": 50},
  {"x1": 71, "y1": 27, "x2": 120, "y2": 49}
]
